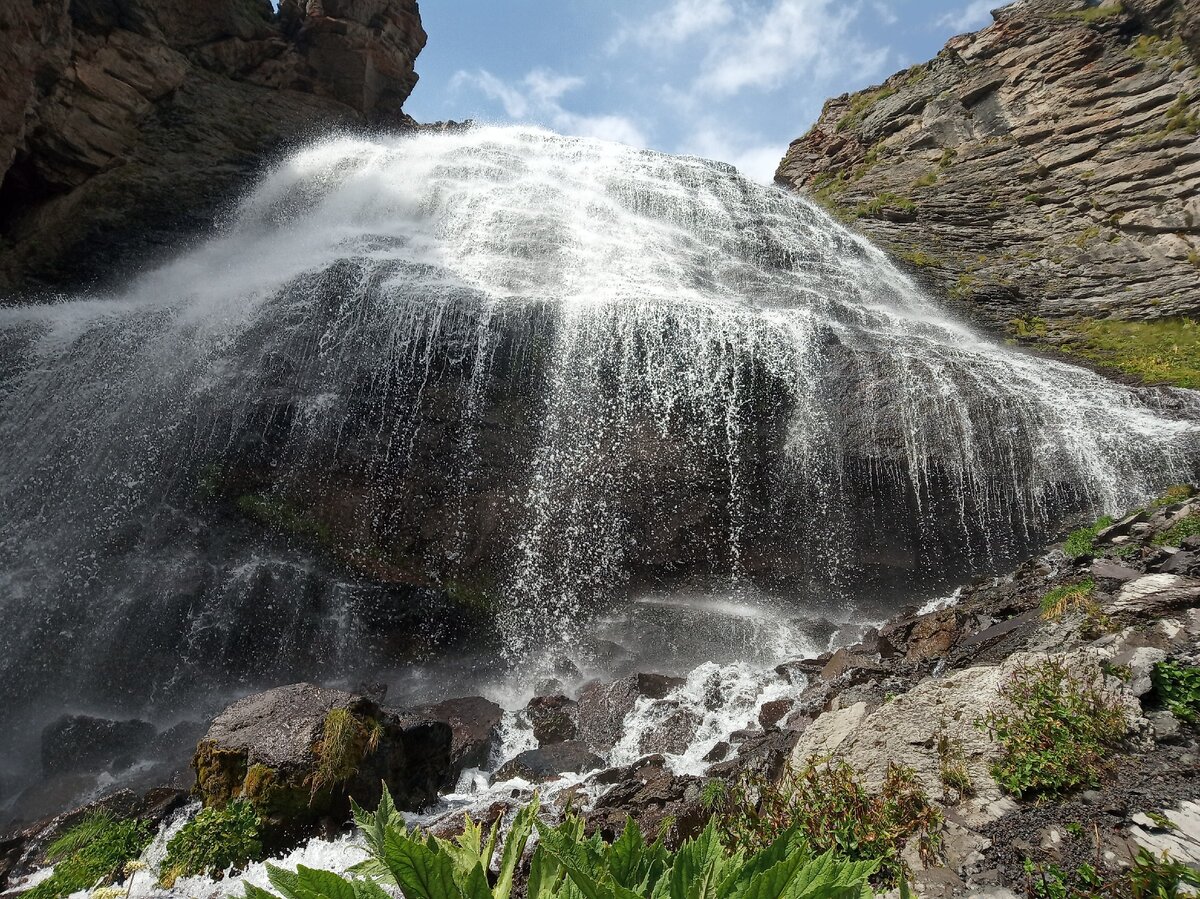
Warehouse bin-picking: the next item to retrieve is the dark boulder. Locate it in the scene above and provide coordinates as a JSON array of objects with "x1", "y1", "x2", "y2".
[
  {"x1": 584, "y1": 760, "x2": 706, "y2": 850},
  {"x1": 492, "y1": 741, "x2": 603, "y2": 783},
  {"x1": 525, "y1": 694, "x2": 578, "y2": 746},
  {"x1": 413, "y1": 696, "x2": 503, "y2": 780},
  {"x1": 40, "y1": 715, "x2": 155, "y2": 775},
  {"x1": 637, "y1": 706, "x2": 701, "y2": 756},
  {"x1": 577, "y1": 673, "x2": 683, "y2": 753}
]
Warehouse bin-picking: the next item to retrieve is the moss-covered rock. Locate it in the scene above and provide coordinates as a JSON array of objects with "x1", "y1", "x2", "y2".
[{"x1": 191, "y1": 684, "x2": 451, "y2": 847}]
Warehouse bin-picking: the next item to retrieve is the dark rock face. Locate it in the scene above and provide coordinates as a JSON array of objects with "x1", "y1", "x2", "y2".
[
  {"x1": 193, "y1": 683, "x2": 450, "y2": 843},
  {"x1": 492, "y1": 741, "x2": 604, "y2": 784},
  {"x1": 776, "y1": 0, "x2": 1200, "y2": 372},
  {"x1": 0, "y1": 0, "x2": 425, "y2": 293},
  {"x1": 525, "y1": 694, "x2": 578, "y2": 746},
  {"x1": 577, "y1": 673, "x2": 684, "y2": 753},
  {"x1": 40, "y1": 715, "x2": 155, "y2": 775},
  {"x1": 413, "y1": 696, "x2": 503, "y2": 782},
  {"x1": 583, "y1": 759, "x2": 706, "y2": 850}
]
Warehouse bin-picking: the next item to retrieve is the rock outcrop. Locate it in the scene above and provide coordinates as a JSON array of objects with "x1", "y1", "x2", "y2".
[
  {"x1": 0, "y1": 0, "x2": 425, "y2": 294},
  {"x1": 776, "y1": 0, "x2": 1200, "y2": 386}
]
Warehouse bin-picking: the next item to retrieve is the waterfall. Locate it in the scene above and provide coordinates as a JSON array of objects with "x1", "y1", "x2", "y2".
[{"x1": 0, "y1": 125, "x2": 1196, "y2": 750}]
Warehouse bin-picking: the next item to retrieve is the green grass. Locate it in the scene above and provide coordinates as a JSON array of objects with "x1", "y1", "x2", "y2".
[
  {"x1": 1063, "y1": 515, "x2": 1113, "y2": 559},
  {"x1": 949, "y1": 273, "x2": 978, "y2": 301},
  {"x1": 1070, "y1": 317, "x2": 1200, "y2": 389},
  {"x1": 306, "y1": 708, "x2": 382, "y2": 798},
  {"x1": 1128, "y1": 34, "x2": 1184, "y2": 61},
  {"x1": 853, "y1": 192, "x2": 916, "y2": 218},
  {"x1": 1040, "y1": 579, "x2": 1095, "y2": 619},
  {"x1": 1152, "y1": 513, "x2": 1200, "y2": 547},
  {"x1": 1149, "y1": 484, "x2": 1195, "y2": 508},
  {"x1": 897, "y1": 249, "x2": 941, "y2": 268},
  {"x1": 1051, "y1": 2, "x2": 1124, "y2": 23},
  {"x1": 160, "y1": 800, "x2": 264, "y2": 886},
  {"x1": 1010, "y1": 317, "x2": 1048, "y2": 338},
  {"x1": 26, "y1": 814, "x2": 152, "y2": 899},
  {"x1": 1163, "y1": 92, "x2": 1199, "y2": 135},
  {"x1": 980, "y1": 658, "x2": 1127, "y2": 798}
]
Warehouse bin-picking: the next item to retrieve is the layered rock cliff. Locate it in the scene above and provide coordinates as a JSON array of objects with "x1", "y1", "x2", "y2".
[
  {"x1": 776, "y1": 0, "x2": 1200, "y2": 387},
  {"x1": 0, "y1": 0, "x2": 425, "y2": 294}
]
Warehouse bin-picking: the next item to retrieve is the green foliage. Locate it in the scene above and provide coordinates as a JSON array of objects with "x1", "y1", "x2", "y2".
[
  {"x1": 1023, "y1": 846, "x2": 1200, "y2": 898},
  {"x1": 1163, "y1": 93, "x2": 1199, "y2": 136},
  {"x1": 935, "y1": 732, "x2": 974, "y2": 801},
  {"x1": 853, "y1": 192, "x2": 915, "y2": 218},
  {"x1": 981, "y1": 658, "x2": 1127, "y2": 798},
  {"x1": 1151, "y1": 660, "x2": 1200, "y2": 723},
  {"x1": 1151, "y1": 514, "x2": 1200, "y2": 547},
  {"x1": 160, "y1": 799, "x2": 264, "y2": 886},
  {"x1": 1129, "y1": 847, "x2": 1200, "y2": 898},
  {"x1": 1011, "y1": 317, "x2": 1048, "y2": 338},
  {"x1": 308, "y1": 708, "x2": 382, "y2": 797},
  {"x1": 912, "y1": 172, "x2": 938, "y2": 188},
  {"x1": 1075, "y1": 225, "x2": 1101, "y2": 248},
  {"x1": 1063, "y1": 516, "x2": 1114, "y2": 559},
  {"x1": 247, "y1": 788, "x2": 879, "y2": 899},
  {"x1": 1040, "y1": 579, "x2": 1096, "y2": 619},
  {"x1": 1051, "y1": 2, "x2": 1124, "y2": 23},
  {"x1": 703, "y1": 760, "x2": 941, "y2": 886},
  {"x1": 1072, "y1": 317, "x2": 1200, "y2": 389},
  {"x1": 1128, "y1": 35, "x2": 1185, "y2": 62},
  {"x1": 949, "y1": 273, "x2": 977, "y2": 301},
  {"x1": 26, "y1": 814, "x2": 152, "y2": 899},
  {"x1": 1149, "y1": 485, "x2": 1195, "y2": 508},
  {"x1": 1023, "y1": 857, "x2": 1105, "y2": 899},
  {"x1": 896, "y1": 249, "x2": 940, "y2": 268}
]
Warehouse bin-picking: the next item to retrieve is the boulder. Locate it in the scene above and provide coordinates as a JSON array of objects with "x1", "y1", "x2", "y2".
[
  {"x1": 193, "y1": 683, "x2": 450, "y2": 843},
  {"x1": 758, "y1": 699, "x2": 794, "y2": 729},
  {"x1": 413, "y1": 696, "x2": 503, "y2": 779},
  {"x1": 40, "y1": 715, "x2": 155, "y2": 775},
  {"x1": 525, "y1": 694, "x2": 578, "y2": 746},
  {"x1": 637, "y1": 707, "x2": 701, "y2": 756},
  {"x1": 576, "y1": 673, "x2": 683, "y2": 753},
  {"x1": 491, "y1": 741, "x2": 603, "y2": 783},
  {"x1": 583, "y1": 761, "x2": 706, "y2": 850},
  {"x1": 1108, "y1": 574, "x2": 1200, "y2": 621}
]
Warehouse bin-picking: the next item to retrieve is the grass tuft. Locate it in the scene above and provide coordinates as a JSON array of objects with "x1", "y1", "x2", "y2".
[{"x1": 1040, "y1": 579, "x2": 1095, "y2": 619}]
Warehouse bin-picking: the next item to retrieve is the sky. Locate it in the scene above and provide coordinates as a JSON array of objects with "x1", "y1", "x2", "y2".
[{"x1": 402, "y1": 0, "x2": 1001, "y2": 183}]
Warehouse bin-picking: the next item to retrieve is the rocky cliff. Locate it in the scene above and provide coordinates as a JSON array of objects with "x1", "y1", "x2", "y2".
[
  {"x1": 0, "y1": 0, "x2": 425, "y2": 294},
  {"x1": 776, "y1": 0, "x2": 1200, "y2": 387}
]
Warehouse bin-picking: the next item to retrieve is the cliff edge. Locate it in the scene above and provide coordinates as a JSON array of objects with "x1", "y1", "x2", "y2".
[
  {"x1": 0, "y1": 0, "x2": 425, "y2": 294},
  {"x1": 776, "y1": 0, "x2": 1200, "y2": 387}
]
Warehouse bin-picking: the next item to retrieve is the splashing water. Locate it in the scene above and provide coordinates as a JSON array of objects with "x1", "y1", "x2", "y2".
[{"x1": 0, "y1": 125, "x2": 1196, "y2": 767}]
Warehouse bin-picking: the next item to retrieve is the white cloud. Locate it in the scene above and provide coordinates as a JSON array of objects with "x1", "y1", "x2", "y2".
[
  {"x1": 608, "y1": 0, "x2": 735, "y2": 51},
  {"x1": 937, "y1": 0, "x2": 994, "y2": 33},
  {"x1": 696, "y1": 0, "x2": 889, "y2": 97},
  {"x1": 451, "y1": 68, "x2": 649, "y2": 147},
  {"x1": 678, "y1": 123, "x2": 785, "y2": 184}
]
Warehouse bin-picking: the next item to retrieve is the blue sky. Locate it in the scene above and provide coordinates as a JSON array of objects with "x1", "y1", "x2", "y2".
[{"x1": 402, "y1": 0, "x2": 998, "y2": 182}]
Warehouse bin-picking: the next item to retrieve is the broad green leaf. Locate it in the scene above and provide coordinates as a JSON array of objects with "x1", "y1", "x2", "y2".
[
  {"x1": 266, "y1": 865, "x2": 358, "y2": 899},
  {"x1": 495, "y1": 796, "x2": 540, "y2": 899},
  {"x1": 462, "y1": 862, "x2": 493, "y2": 899},
  {"x1": 529, "y1": 844, "x2": 567, "y2": 899},
  {"x1": 608, "y1": 819, "x2": 645, "y2": 889},
  {"x1": 244, "y1": 883, "x2": 280, "y2": 899},
  {"x1": 381, "y1": 827, "x2": 462, "y2": 899}
]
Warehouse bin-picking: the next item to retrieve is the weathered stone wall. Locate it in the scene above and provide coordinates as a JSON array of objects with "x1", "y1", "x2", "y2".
[
  {"x1": 776, "y1": 0, "x2": 1200, "y2": 384},
  {"x1": 0, "y1": 0, "x2": 426, "y2": 294}
]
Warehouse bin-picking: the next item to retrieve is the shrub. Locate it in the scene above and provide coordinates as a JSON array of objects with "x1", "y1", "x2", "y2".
[
  {"x1": 159, "y1": 799, "x2": 263, "y2": 886},
  {"x1": 703, "y1": 759, "x2": 941, "y2": 886},
  {"x1": 1040, "y1": 579, "x2": 1095, "y2": 619},
  {"x1": 981, "y1": 658, "x2": 1127, "y2": 798},
  {"x1": 1152, "y1": 514, "x2": 1200, "y2": 547},
  {"x1": 1151, "y1": 660, "x2": 1200, "y2": 723},
  {"x1": 1063, "y1": 516, "x2": 1114, "y2": 559},
  {"x1": 244, "y1": 788, "x2": 880, "y2": 899},
  {"x1": 25, "y1": 814, "x2": 152, "y2": 899}
]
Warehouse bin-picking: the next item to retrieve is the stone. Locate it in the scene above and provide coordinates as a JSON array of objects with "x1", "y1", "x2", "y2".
[
  {"x1": 576, "y1": 673, "x2": 684, "y2": 753},
  {"x1": 414, "y1": 696, "x2": 503, "y2": 779},
  {"x1": 774, "y1": 0, "x2": 1200, "y2": 372},
  {"x1": 193, "y1": 683, "x2": 451, "y2": 843},
  {"x1": 1109, "y1": 574, "x2": 1200, "y2": 620},
  {"x1": 584, "y1": 764, "x2": 706, "y2": 850},
  {"x1": 0, "y1": 0, "x2": 426, "y2": 293},
  {"x1": 491, "y1": 741, "x2": 603, "y2": 783},
  {"x1": 819, "y1": 648, "x2": 883, "y2": 682},
  {"x1": 1109, "y1": 646, "x2": 1167, "y2": 697},
  {"x1": 40, "y1": 716, "x2": 155, "y2": 775},
  {"x1": 905, "y1": 611, "x2": 960, "y2": 661},
  {"x1": 1148, "y1": 711, "x2": 1182, "y2": 743},
  {"x1": 638, "y1": 706, "x2": 702, "y2": 756},
  {"x1": 525, "y1": 694, "x2": 578, "y2": 746},
  {"x1": 789, "y1": 702, "x2": 871, "y2": 761},
  {"x1": 1091, "y1": 559, "x2": 1142, "y2": 582},
  {"x1": 758, "y1": 699, "x2": 793, "y2": 729}
]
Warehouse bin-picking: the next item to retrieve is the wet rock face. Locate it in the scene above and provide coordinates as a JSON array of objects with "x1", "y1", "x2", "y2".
[
  {"x1": 576, "y1": 673, "x2": 685, "y2": 754},
  {"x1": 0, "y1": 0, "x2": 425, "y2": 293},
  {"x1": 776, "y1": 0, "x2": 1200, "y2": 362},
  {"x1": 413, "y1": 696, "x2": 504, "y2": 783},
  {"x1": 491, "y1": 742, "x2": 604, "y2": 784},
  {"x1": 193, "y1": 683, "x2": 450, "y2": 844},
  {"x1": 40, "y1": 715, "x2": 155, "y2": 775}
]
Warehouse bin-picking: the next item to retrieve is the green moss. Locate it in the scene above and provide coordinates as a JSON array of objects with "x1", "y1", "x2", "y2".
[
  {"x1": 1152, "y1": 513, "x2": 1200, "y2": 547},
  {"x1": 1129, "y1": 34, "x2": 1184, "y2": 61},
  {"x1": 938, "y1": 147, "x2": 958, "y2": 169},
  {"x1": 160, "y1": 800, "x2": 263, "y2": 886},
  {"x1": 1163, "y1": 92, "x2": 1199, "y2": 135},
  {"x1": 1075, "y1": 225, "x2": 1101, "y2": 247},
  {"x1": 897, "y1": 249, "x2": 941, "y2": 268},
  {"x1": 836, "y1": 85, "x2": 897, "y2": 132},
  {"x1": 1051, "y1": 2, "x2": 1124, "y2": 23},
  {"x1": 949, "y1": 273, "x2": 977, "y2": 300},
  {"x1": 1011, "y1": 317, "x2": 1048, "y2": 338},
  {"x1": 1063, "y1": 515, "x2": 1114, "y2": 559},
  {"x1": 194, "y1": 741, "x2": 249, "y2": 808},
  {"x1": 26, "y1": 814, "x2": 152, "y2": 899},
  {"x1": 913, "y1": 172, "x2": 938, "y2": 188},
  {"x1": 1150, "y1": 484, "x2": 1195, "y2": 508},
  {"x1": 236, "y1": 493, "x2": 335, "y2": 545},
  {"x1": 1070, "y1": 317, "x2": 1200, "y2": 388},
  {"x1": 853, "y1": 192, "x2": 916, "y2": 218}
]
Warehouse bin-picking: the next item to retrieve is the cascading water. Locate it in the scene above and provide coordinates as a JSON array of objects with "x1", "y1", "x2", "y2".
[{"x1": 0, "y1": 126, "x2": 1197, "y2": 795}]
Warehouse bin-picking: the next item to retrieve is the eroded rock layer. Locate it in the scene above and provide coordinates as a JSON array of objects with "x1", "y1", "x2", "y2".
[
  {"x1": 0, "y1": 0, "x2": 425, "y2": 293},
  {"x1": 776, "y1": 0, "x2": 1200, "y2": 381}
]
